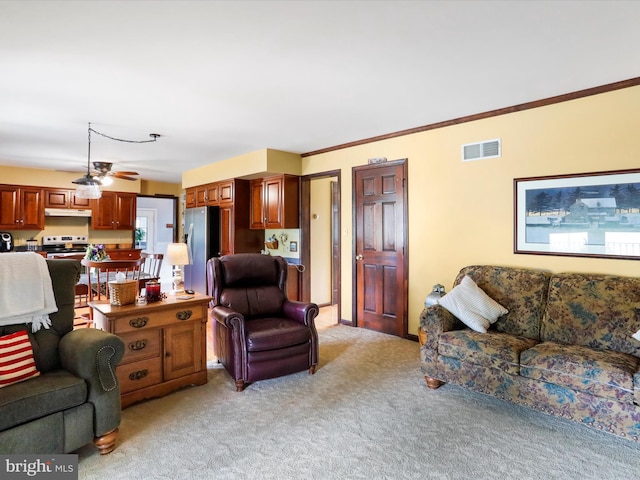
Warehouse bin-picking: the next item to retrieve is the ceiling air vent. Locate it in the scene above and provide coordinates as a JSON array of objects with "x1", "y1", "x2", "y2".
[{"x1": 462, "y1": 138, "x2": 501, "y2": 161}]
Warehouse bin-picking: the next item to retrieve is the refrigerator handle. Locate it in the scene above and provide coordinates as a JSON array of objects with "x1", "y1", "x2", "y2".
[{"x1": 186, "y1": 222, "x2": 194, "y2": 263}]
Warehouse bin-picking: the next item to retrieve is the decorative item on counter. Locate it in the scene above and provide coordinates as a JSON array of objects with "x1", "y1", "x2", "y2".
[
  {"x1": 425, "y1": 284, "x2": 446, "y2": 307},
  {"x1": 108, "y1": 272, "x2": 137, "y2": 306},
  {"x1": 165, "y1": 242, "x2": 190, "y2": 294},
  {"x1": 145, "y1": 280, "x2": 162, "y2": 303},
  {"x1": 265, "y1": 235, "x2": 278, "y2": 249},
  {"x1": 26, "y1": 239, "x2": 38, "y2": 252},
  {"x1": 85, "y1": 243, "x2": 109, "y2": 261},
  {"x1": 136, "y1": 295, "x2": 147, "y2": 306}
]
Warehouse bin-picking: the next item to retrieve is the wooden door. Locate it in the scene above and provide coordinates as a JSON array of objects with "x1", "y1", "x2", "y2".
[
  {"x1": 249, "y1": 179, "x2": 265, "y2": 229},
  {"x1": 115, "y1": 193, "x2": 136, "y2": 230},
  {"x1": 0, "y1": 186, "x2": 20, "y2": 229},
  {"x1": 219, "y1": 205, "x2": 233, "y2": 256},
  {"x1": 20, "y1": 187, "x2": 44, "y2": 230},
  {"x1": 354, "y1": 160, "x2": 408, "y2": 337},
  {"x1": 91, "y1": 192, "x2": 116, "y2": 229},
  {"x1": 164, "y1": 321, "x2": 203, "y2": 380}
]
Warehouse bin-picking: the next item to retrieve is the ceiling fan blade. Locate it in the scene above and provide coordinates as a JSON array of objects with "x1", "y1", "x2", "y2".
[
  {"x1": 112, "y1": 174, "x2": 138, "y2": 181},
  {"x1": 112, "y1": 171, "x2": 139, "y2": 176}
]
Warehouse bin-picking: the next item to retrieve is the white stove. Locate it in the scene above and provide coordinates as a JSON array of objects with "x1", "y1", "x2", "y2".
[{"x1": 42, "y1": 235, "x2": 89, "y2": 257}]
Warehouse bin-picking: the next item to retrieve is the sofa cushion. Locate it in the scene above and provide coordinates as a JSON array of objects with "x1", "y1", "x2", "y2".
[
  {"x1": 457, "y1": 266, "x2": 551, "y2": 340},
  {"x1": 438, "y1": 276, "x2": 508, "y2": 333},
  {"x1": 245, "y1": 317, "x2": 311, "y2": 352},
  {"x1": 520, "y1": 341, "x2": 639, "y2": 404},
  {"x1": 541, "y1": 272, "x2": 640, "y2": 356},
  {"x1": 0, "y1": 370, "x2": 87, "y2": 431},
  {"x1": 438, "y1": 330, "x2": 538, "y2": 376}
]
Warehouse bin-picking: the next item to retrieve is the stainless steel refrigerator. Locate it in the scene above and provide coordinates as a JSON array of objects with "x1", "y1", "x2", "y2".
[{"x1": 183, "y1": 206, "x2": 220, "y2": 295}]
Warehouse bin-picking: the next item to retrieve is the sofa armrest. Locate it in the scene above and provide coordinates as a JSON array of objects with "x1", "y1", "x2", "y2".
[
  {"x1": 419, "y1": 304, "x2": 462, "y2": 349},
  {"x1": 283, "y1": 300, "x2": 319, "y2": 326},
  {"x1": 59, "y1": 328, "x2": 125, "y2": 436}
]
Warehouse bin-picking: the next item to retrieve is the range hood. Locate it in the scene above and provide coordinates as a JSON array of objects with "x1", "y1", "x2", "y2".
[{"x1": 45, "y1": 208, "x2": 92, "y2": 217}]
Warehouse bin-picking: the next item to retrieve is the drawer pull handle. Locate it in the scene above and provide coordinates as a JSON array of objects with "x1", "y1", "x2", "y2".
[
  {"x1": 128, "y1": 340, "x2": 148, "y2": 351},
  {"x1": 129, "y1": 370, "x2": 148, "y2": 381},
  {"x1": 176, "y1": 310, "x2": 192, "y2": 321},
  {"x1": 129, "y1": 317, "x2": 149, "y2": 328}
]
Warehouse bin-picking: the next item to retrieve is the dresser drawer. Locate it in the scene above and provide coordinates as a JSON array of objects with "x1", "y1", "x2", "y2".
[
  {"x1": 117, "y1": 357, "x2": 163, "y2": 394},
  {"x1": 120, "y1": 329, "x2": 161, "y2": 364},
  {"x1": 112, "y1": 304, "x2": 206, "y2": 334}
]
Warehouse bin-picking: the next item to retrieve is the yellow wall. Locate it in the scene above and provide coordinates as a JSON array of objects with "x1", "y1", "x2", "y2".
[
  {"x1": 182, "y1": 148, "x2": 302, "y2": 187},
  {"x1": 301, "y1": 85, "x2": 640, "y2": 336},
  {"x1": 139, "y1": 180, "x2": 181, "y2": 196}
]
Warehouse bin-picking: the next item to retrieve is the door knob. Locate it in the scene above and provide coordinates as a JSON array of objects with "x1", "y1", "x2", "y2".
[{"x1": 355, "y1": 254, "x2": 363, "y2": 261}]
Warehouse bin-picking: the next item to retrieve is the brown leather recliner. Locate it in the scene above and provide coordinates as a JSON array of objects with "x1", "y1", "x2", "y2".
[{"x1": 207, "y1": 254, "x2": 319, "y2": 391}]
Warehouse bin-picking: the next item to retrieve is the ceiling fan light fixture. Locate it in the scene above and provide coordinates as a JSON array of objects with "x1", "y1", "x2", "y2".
[
  {"x1": 74, "y1": 183, "x2": 102, "y2": 199},
  {"x1": 97, "y1": 174, "x2": 113, "y2": 186}
]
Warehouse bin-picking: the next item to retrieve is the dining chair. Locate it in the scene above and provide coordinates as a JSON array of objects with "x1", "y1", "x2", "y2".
[
  {"x1": 138, "y1": 252, "x2": 164, "y2": 290},
  {"x1": 81, "y1": 258, "x2": 143, "y2": 319}
]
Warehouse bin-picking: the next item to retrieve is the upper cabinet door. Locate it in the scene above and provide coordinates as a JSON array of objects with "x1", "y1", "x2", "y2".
[
  {"x1": 91, "y1": 191, "x2": 136, "y2": 230},
  {"x1": 250, "y1": 175, "x2": 299, "y2": 230},
  {"x1": 0, "y1": 185, "x2": 44, "y2": 230}
]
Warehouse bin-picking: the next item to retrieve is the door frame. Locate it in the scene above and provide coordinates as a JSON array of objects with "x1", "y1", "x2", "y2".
[
  {"x1": 352, "y1": 159, "x2": 409, "y2": 336},
  {"x1": 300, "y1": 170, "x2": 342, "y2": 323}
]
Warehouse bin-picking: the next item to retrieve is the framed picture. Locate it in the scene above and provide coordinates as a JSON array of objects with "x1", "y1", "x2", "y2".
[
  {"x1": 289, "y1": 241, "x2": 298, "y2": 252},
  {"x1": 514, "y1": 169, "x2": 640, "y2": 260}
]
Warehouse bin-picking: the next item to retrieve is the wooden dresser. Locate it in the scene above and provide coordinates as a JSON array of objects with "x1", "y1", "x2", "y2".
[{"x1": 89, "y1": 293, "x2": 210, "y2": 408}]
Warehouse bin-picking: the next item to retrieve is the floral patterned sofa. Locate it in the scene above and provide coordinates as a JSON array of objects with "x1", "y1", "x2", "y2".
[{"x1": 419, "y1": 265, "x2": 640, "y2": 442}]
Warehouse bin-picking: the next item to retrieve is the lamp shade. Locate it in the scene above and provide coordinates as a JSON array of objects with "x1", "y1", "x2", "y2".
[{"x1": 165, "y1": 243, "x2": 189, "y2": 266}]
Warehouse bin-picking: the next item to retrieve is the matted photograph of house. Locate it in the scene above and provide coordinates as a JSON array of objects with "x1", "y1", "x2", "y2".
[{"x1": 515, "y1": 170, "x2": 640, "y2": 259}]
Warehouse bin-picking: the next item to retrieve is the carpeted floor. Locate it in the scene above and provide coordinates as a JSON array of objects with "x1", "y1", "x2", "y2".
[{"x1": 77, "y1": 325, "x2": 640, "y2": 479}]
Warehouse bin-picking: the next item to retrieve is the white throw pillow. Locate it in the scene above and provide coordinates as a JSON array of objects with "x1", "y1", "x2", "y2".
[{"x1": 438, "y1": 275, "x2": 508, "y2": 333}]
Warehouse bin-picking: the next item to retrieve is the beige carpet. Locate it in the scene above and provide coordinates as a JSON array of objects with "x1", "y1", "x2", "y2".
[{"x1": 77, "y1": 325, "x2": 639, "y2": 479}]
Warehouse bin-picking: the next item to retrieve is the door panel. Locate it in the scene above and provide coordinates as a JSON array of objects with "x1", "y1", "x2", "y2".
[{"x1": 354, "y1": 160, "x2": 407, "y2": 337}]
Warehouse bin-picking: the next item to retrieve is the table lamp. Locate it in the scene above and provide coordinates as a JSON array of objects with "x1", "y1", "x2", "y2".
[{"x1": 165, "y1": 242, "x2": 190, "y2": 294}]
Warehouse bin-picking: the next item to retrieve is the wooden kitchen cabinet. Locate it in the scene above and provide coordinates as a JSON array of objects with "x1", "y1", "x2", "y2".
[
  {"x1": 91, "y1": 191, "x2": 136, "y2": 230},
  {"x1": 0, "y1": 184, "x2": 44, "y2": 230},
  {"x1": 89, "y1": 293, "x2": 210, "y2": 408},
  {"x1": 218, "y1": 180, "x2": 262, "y2": 256},
  {"x1": 250, "y1": 174, "x2": 299, "y2": 229},
  {"x1": 185, "y1": 188, "x2": 196, "y2": 208},
  {"x1": 44, "y1": 188, "x2": 91, "y2": 209}
]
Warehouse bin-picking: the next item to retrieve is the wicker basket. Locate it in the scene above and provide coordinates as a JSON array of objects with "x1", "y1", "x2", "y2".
[{"x1": 108, "y1": 280, "x2": 138, "y2": 306}]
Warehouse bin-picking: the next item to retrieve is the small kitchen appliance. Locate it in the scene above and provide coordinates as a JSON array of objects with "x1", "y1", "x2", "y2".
[{"x1": 0, "y1": 232, "x2": 13, "y2": 252}]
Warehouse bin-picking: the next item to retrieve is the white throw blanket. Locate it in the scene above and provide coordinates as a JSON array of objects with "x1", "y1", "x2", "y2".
[{"x1": 0, "y1": 252, "x2": 58, "y2": 332}]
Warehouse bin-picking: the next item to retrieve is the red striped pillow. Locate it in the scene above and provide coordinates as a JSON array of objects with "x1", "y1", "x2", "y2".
[{"x1": 0, "y1": 330, "x2": 40, "y2": 388}]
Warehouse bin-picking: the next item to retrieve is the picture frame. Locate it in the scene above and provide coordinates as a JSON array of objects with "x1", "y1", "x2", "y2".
[
  {"x1": 514, "y1": 169, "x2": 640, "y2": 260},
  {"x1": 289, "y1": 241, "x2": 298, "y2": 253}
]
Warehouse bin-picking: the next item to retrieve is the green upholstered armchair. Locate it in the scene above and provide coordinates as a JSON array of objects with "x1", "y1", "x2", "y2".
[{"x1": 0, "y1": 258, "x2": 125, "y2": 454}]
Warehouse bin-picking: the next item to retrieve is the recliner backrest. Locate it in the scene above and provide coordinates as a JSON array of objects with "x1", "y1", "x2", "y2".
[{"x1": 210, "y1": 254, "x2": 288, "y2": 319}]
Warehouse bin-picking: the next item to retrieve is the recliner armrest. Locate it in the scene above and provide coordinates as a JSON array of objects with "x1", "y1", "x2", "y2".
[
  {"x1": 58, "y1": 328, "x2": 125, "y2": 436},
  {"x1": 211, "y1": 305, "x2": 245, "y2": 329},
  {"x1": 283, "y1": 300, "x2": 319, "y2": 326}
]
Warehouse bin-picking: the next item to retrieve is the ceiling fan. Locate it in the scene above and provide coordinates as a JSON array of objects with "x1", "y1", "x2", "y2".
[
  {"x1": 72, "y1": 123, "x2": 160, "y2": 195},
  {"x1": 92, "y1": 161, "x2": 139, "y2": 182}
]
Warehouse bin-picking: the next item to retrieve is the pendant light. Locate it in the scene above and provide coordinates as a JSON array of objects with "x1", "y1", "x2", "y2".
[
  {"x1": 72, "y1": 123, "x2": 102, "y2": 199},
  {"x1": 71, "y1": 122, "x2": 160, "y2": 198}
]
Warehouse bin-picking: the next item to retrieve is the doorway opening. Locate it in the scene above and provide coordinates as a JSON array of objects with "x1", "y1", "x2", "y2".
[
  {"x1": 136, "y1": 195, "x2": 178, "y2": 290},
  {"x1": 301, "y1": 170, "x2": 341, "y2": 326}
]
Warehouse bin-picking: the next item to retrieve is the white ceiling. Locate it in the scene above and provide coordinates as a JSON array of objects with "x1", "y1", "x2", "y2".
[{"x1": 1, "y1": 0, "x2": 639, "y2": 184}]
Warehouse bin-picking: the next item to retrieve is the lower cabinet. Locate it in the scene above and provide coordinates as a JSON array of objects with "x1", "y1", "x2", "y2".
[{"x1": 90, "y1": 294, "x2": 210, "y2": 408}]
